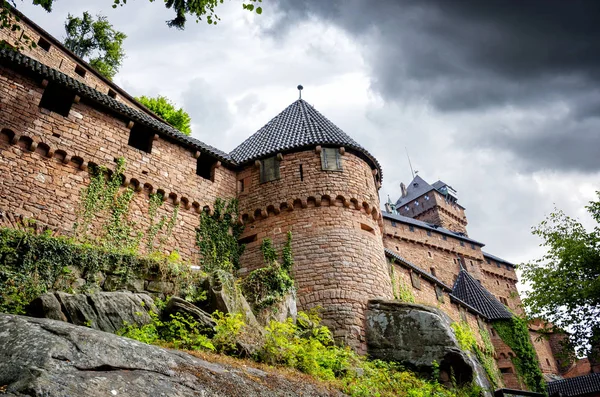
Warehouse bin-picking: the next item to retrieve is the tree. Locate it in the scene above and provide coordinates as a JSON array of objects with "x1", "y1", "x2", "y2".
[
  {"x1": 2, "y1": 0, "x2": 263, "y2": 34},
  {"x1": 63, "y1": 12, "x2": 126, "y2": 80},
  {"x1": 136, "y1": 95, "x2": 192, "y2": 135},
  {"x1": 520, "y1": 192, "x2": 600, "y2": 357}
]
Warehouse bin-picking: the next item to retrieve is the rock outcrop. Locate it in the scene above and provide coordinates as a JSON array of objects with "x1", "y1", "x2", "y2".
[
  {"x1": 26, "y1": 291, "x2": 157, "y2": 333},
  {"x1": 0, "y1": 314, "x2": 347, "y2": 397},
  {"x1": 163, "y1": 296, "x2": 216, "y2": 335},
  {"x1": 366, "y1": 300, "x2": 491, "y2": 390}
]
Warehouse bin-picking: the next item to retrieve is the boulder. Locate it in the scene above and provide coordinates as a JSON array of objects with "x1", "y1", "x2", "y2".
[
  {"x1": 27, "y1": 291, "x2": 157, "y2": 333},
  {"x1": 0, "y1": 314, "x2": 347, "y2": 397},
  {"x1": 366, "y1": 300, "x2": 492, "y2": 391},
  {"x1": 163, "y1": 297, "x2": 216, "y2": 335},
  {"x1": 256, "y1": 290, "x2": 298, "y2": 327},
  {"x1": 201, "y1": 271, "x2": 261, "y2": 330}
]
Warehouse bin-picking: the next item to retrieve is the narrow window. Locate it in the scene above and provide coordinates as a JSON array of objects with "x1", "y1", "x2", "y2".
[
  {"x1": 435, "y1": 285, "x2": 444, "y2": 303},
  {"x1": 108, "y1": 89, "x2": 117, "y2": 99},
  {"x1": 360, "y1": 223, "x2": 375, "y2": 235},
  {"x1": 546, "y1": 359, "x2": 551, "y2": 366},
  {"x1": 470, "y1": 243, "x2": 476, "y2": 249},
  {"x1": 442, "y1": 235, "x2": 447, "y2": 241},
  {"x1": 497, "y1": 280, "x2": 500, "y2": 285},
  {"x1": 460, "y1": 241, "x2": 465, "y2": 247},
  {"x1": 470, "y1": 260, "x2": 473, "y2": 266},
  {"x1": 238, "y1": 179, "x2": 245, "y2": 193},
  {"x1": 486, "y1": 259, "x2": 491, "y2": 264},
  {"x1": 426, "y1": 230, "x2": 432, "y2": 237},
  {"x1": 74, "y1": 64, "x2": 86, "y2": 78},
  {"x1": 260, "y1": 156, "x2": 280, "y2": 183},
  {"x1": 428, "y1": 251, "x2": 432, "y2": 258},
  {"x1": 430, "y1": 267, "x2": 436, "y2": 276},
  {"x1": 496, "y1": 261, "x2": 501, "y2": 268},
  {"x1": 299, "y1": 164, "x2": 304, "y2": 181},
  {"x1": 408, "y1": 225, "x2": 415, "y2": 232},
  {"x1": 128, "y1": 124, "x2": 153, "y2": 153},
  {"x1": 410, "y1": 272, "x2": 421, "y2": 290},
  {"x1": 506, "y1": 264, "x2": 511, "y2": 270},
  {"x1": 39, "y1": 82, "x2": 75, "y2": 117},
  {"x1": 196, "y1": 155, "x2": 217, "y2": 181},
  {"x1": 391, "y1": 221, "x2": 397, "y2": 227},
  {"x1": 321, "y1": 147, "x2": 342, "y2": 171},
  {"x1": 37, "y1": 37, "x2": 51, "y2": 51},
  {"x1": 500, "y1": 367, "x2": 513, "y2": 374},
  {"x1": 238, "y1": 234, "x2": 257, "y2": 245}
]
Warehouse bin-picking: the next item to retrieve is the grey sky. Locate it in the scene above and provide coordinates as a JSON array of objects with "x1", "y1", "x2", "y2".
[{"x1": 14, "y1": 0, "x2": 599, "y2": 278}]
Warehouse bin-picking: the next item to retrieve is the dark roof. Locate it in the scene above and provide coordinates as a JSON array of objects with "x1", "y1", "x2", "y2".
[
  {"x1": 229, "y1": 99, "x2": 383, "y2": 179},
  {"x1": 396, "y1": 175, "x2": 434, "y2": 206},
  {"x1": 482, "y1": 251, "x2": 515, "y2": 268},
  {"x1": 431, "y1": 180, "x2": 448, "y2": 190},
  {"x1": 450, "y1": 269, "x2": 513, "y2": 320},
  {"x1": 384, "y1": 248, "x2": 488, "y2": 319},
  {"x1": 0, "y1": 49, "x2": 232, "y2": 164},
  {"x1": 548, "y1": 374, "x2": 600, "y2": 397},
  {"x1": 382, "y1": 211, "x2": 485, "y2": 246}
]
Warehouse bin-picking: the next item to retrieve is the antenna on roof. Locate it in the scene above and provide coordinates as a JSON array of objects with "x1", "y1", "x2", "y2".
[
  {"x1": 297, "y1": 84, "x2": 303, "y2": 100},
  {"x1": 405, "y1": 147, "x2": 415, "y2": 179}
]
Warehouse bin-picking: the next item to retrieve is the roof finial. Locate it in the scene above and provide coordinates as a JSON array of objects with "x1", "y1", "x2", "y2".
[{"x1": 297, "y1": 84, "x2": 303, "y2": 100}]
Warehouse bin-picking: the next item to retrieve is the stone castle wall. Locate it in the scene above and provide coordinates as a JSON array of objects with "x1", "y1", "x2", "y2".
[
  {"x1": 397, "y1": 189, "x2": 468, "y2": 235},
  {"x1": 0, "y1": 64, "x2": 237, "y2": 259},
  {"x1": 236, "y1": 150, "x2": 392, "y2": 352},
  {"x1": 1, "y1": 9, "x2": 140, "y2": 110}
]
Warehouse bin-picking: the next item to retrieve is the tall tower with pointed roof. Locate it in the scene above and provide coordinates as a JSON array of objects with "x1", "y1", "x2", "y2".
[
  {"x1": 396, "y1": 175, "x2": 469, "y2": 235},
  {"x1": 232, "y1": 99, "x2": 393, "y2": 352}
]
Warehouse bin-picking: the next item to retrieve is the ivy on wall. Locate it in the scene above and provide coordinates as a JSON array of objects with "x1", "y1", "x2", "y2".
[
  {"x1": 242, "y1": 231, "x2": 295, "y2": 309},
  {"x1": 196, "y1": 198, "x2": 244, "y2": 273},
  {"x1": 451, "y1": 321, "x2": 502, "y2": 390},
  {"x1": 493, "y1": 317, "x2": 546, "y2": 394},
  {"x1": 389, "y1": 261, "x2": 415, "y2": 303}
]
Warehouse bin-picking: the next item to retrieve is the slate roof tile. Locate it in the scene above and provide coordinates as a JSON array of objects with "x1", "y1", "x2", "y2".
[
  {"x1": 229, "y1": 99, "x2": 383, "y2": 179},
  {"x1": 547, "y1": 374, "x2": 600, "y2": 397},
  {"x1": 0, "y1": 49, "x2": 232, "y2": 163},
  {"x1": 382, "y1": 211, "x2": 484, "y2": 246},
  {"x1": 450, "y1": 269, "x2": 513, "y2": 320}
]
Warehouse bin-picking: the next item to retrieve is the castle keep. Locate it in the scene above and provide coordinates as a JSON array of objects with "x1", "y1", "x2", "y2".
[{"x1": 0, "y1": 8, "x2": 592, "y2": 392}]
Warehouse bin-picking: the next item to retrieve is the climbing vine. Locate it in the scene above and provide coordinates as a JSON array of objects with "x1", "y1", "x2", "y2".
[
  {"x1": 196, "y1": 198, "x2": 244, "y2": 273},
  {"x1": 145, "y1": 192, "x2": 179, "y2": 252},
  {"x1": 493, "y1": 317, "x2": 546, "y2": 393},
  {"x1": 241, "y1": 231, "x2": 295, "y2": 310},
  {"x1": 451, "y1": 321, "x2": 501, "y2": 389}
]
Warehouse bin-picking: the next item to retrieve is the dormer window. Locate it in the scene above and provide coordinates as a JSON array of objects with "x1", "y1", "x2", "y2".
[
  {"x1": 260, "y1": 156, "x2": 280, "y2": 183},
  {"x1": 321, "y1": 147, "x2": 342, "y2": 171},
  {"x1": 39, "y1": 82, "x2": 75, "y2": 117}
]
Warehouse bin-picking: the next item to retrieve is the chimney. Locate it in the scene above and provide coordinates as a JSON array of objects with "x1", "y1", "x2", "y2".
[
  {"x1": 400, "y1": 182, "x2": 407, "y2": 198},
  {"x1": 385, "y1": 202, "x2": 392, "y2": 213}
]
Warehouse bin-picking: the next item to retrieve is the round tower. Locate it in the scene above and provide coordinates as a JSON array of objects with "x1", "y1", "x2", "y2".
[{"x1": 232, "y1": 98, "x2": 393, "y2": 352}]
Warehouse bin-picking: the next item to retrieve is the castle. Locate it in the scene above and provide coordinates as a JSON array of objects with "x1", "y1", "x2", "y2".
[{"x1": 1, "y1": 7, "x2": 597, "y2": 393}]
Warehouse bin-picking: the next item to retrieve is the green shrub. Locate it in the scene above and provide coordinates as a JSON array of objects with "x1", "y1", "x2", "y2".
[
  {"x1": 211, "y1": 311, "x2": 245, "y2": 354},
  {"x1": 117, "y1": 306, "x2": 214, "y2": 352},
  {"x1": 0, "y1": 228, "x2": 202, "y2": 314}
]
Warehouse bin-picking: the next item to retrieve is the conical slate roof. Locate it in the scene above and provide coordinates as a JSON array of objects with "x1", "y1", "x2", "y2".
[
  {"x1": 451, "y1": 269, "x2": 513, "y2": 320},
  {"x1": 229, "y1": 99, "x2": 382, "y2": 178}
]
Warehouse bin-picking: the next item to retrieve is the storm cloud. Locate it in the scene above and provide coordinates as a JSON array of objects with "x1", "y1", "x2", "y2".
[{"x1": 271, "y1": 0, "x2": 600, "y2": 172}]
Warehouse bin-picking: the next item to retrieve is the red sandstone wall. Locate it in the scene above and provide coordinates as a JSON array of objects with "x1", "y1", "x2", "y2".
[
  {"x1": 0, "y1": 65, "x2": 236, "y2": 259},
  {"x1": 0, "y1": 13, "x2": 139, "y2": 109},
  {"x1": 236, "y1": 149, "x2": 391, "y2": 352}
]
